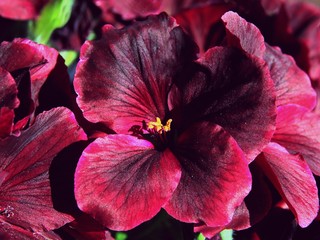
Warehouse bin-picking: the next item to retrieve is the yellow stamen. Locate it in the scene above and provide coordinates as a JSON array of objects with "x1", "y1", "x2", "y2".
[{"x1": 147, "y1": 117, "x2": 172, "y2": 133}]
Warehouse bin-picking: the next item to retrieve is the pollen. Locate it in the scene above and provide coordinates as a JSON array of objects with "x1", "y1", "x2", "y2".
[{"x1": 147, "y1": 117, "x2": 172, "y2": 133}]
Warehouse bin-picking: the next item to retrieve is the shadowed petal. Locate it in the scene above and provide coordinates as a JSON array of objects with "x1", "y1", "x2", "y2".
[
  {"x1": 170, "y1": 47, "x2": 276, "y2": 161},
  {"x1": 0, "y1": 107, "x2": 86, "y2": 231},
  {"x1": 0, "y1": 67, "x2": 19, "y2": 138},
  {"x1": 273, "y1": 104, "x2": 320, "y2": 176},
  {"x1": 74, "y1": 13, "x2": 197, "y2": 133},
  {"x1": 222, "y1": 11, "x2": 316, "y2": 110},
  {"x1": 164, "y1": 122, "x2": 251, "y2": 227},
  {"x1": 74, "y1": 134, "x2": 181, "y2": 230},
  {"x1": 258, "y1": 142, "x2": 319, "y2": 227}
]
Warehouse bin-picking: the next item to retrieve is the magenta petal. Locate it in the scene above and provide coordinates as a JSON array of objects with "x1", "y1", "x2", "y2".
[
  {"x1": 0, "y1": 107, "x2": 86, "y2": 231},
  {"x1": 93, "y1": 0, "x2": 162, "y2": 20},
  {"x1": 273, "y1": 104, "x2": 320, "y2": 175},
  {"x1": 264, "y1": 45, "x2": 316, "y2": 109},
  {"x1": 0, "y1": 0, "x2": 49, "y2": 20},
  {"x1": 74, "y1": 134, "x2": 181, "y2": 230},
  {"x1": 74, "y1": 13, "x2": 197, "y2": 133},
  {"x1": 222, "y1": 11, "x2": 266, "y2": 58},
  {"x1": 164, "y1": 122, "x2": 251, "y2": 227},
  {"x1": 259, "y1": 142, "x2": 319, "y2": 227}
]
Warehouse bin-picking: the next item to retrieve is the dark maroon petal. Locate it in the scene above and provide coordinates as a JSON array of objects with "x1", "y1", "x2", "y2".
[
  {"x1": 221, "y1": 11, "x2": 266, "y2": 58},
  {"x1": 273, "y1": 104, "x2": 320, "y2": 176},
  {"x1": 0, "y1": 107, "x2": 86, "y2": 231},
  {"x1": 258, "y1": 142, "x2": 319, "y2": 227},
  {"x1": 0, "y1": 0, "x2": 49, "y2": 20},
  {"x1": 174, "y1": 4, "x2": 231, "y2": 54},
  {"x1": 170, "y1": 46, "x2": 276, "y2": 161},
  {"x1": 264, "y1": 45, "x2": 316, "y2": 109},
  {"x1": 0, "y1": 67, "x2": 19, "y2": 138},
  {"x1": 93, "y1": 0, "x2": 162, "y2": 20},
  {"x1": 164, "y1": 122, "x2": 251, "y2": 227},
  {"x1": 74, "y1": 134, "x2": 181, "y2": 230},
  {"x1": 74, "y1": 13, "x2": 197, "y2": 133},
  {"x1": 284, "y1": 1, "x2": 320, "y2": 82}
]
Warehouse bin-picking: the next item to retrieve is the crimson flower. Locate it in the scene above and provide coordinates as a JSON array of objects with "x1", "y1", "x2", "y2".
[
  {"x1": 0, "y1": 107, "x2": 86, "y2": 238},
  {"x1": 73, "y1": 13, "x2": 276, "y2": 230},
  {"x1": 194, "y1": 12, "x2": 320, "y2": 237}
]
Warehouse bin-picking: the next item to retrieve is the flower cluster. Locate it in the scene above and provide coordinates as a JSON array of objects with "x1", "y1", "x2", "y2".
[{"x1": 1, "y1": 0, "x2": 320, "y2": 239}]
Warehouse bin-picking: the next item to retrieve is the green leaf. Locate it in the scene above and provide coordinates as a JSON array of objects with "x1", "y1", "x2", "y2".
[
  {"x1": 29, "y1": 0, "x2": 74, "y2": 45},
  {"x1": 220, "y1": 229, "x2": 233, "y2": 240},
  {"x1": 115, "y1": 232, "x2": 128, "y2": 240},
  {"x1": 197, "y1": 233, "x2": 206, "y2": 240},
  {"x1": 59, "y1": 50, "x2": 78, "y2": 66}
]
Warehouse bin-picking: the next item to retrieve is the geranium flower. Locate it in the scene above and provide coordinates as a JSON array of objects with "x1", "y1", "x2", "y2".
[
  {"x1": 0, "y1": 107, "x2": 86, "y2": 238},
  {"x1": 0, "y1": 0, "x2": 49, "y2": 20},
  {"x1": 0, "y1": 38, "x2": 73, "y2": 138},
  {"x1": 73, "y1": 13, "x2": 276, "y2": 230},
  {"x1": 194, "y1": 11, "x2": 320, "y2": 237}
]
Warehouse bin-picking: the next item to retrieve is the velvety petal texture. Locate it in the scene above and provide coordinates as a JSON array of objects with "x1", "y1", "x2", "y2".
[
  {"x1": 264, "y1": 45, "x2": 316, "y2": 109},
  {"x1": 222, "y1": 11, "x2": 316, "y2": 110},
  {"x1": 75, "y1": 135, "x2": 181, "y2": 230},
  {"x1": 272, "y1": 104, "x2": 320, "y2": 176},
  {"x1": 0, "y1": 107, "x2": 86, "y2": 232},
  {"x1": 165, "y1": 122, "x2": 251, "y2": 227},
  {"x1": 170, "y1": 46, "x2": 276, "y2": 161},
  {"x1": 74, "y1": 13, "x2": 197, "y2": 133},
  {"x1": 0, "y1": 67, "x2": 19, "y2": 138},
  {"x1": 0, "y1": 0, "x2": 49, "y2": 20},
  {"x1": 258, "y1": 142, "x2": 319, "y2": 227}
]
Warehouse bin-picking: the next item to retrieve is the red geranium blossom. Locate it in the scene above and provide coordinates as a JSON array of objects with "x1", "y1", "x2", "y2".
[
  {"x1": 0, "y1": 107, "x2": 86, "y2": 238},
  {"x1": 194, "y1": 11, "x2": 320, "y2": 237},
  {"x1": 73, "y1": 13, "x2": 276, "y2": 230}
]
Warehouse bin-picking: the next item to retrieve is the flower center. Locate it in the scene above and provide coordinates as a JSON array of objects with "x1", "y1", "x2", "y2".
[{"x1": 129, "y1": 117, "x2": 172, "y2": 151}]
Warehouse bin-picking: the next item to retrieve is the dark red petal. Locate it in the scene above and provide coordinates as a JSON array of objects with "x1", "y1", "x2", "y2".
[
  {"x1": 0, "y1": 0, "x2": 49, "y2": 20},
  {"x1": 175, "y1": 4, "x2": 231, "y2": 54},
  {"x1": 170, "y1": 46, "x2": 276, "y2": 161},
  {"x1": 222, "y1": 11, "x2": 266, "y2": 58},
  {"x1": 273, "y1": 104, "x2": 320, "y2": 176},
  {"x1": 74, "y1": 134, "x2": 181, "y2": 230},
  {"x1": 0, "y1": 107, "x2": 86, "y2": 231},
  {"x1": 264, "y1": 45, "x2": 316, "y2": 109},
  {"x1": 93, "y1": 0, "x2": 162, "y2": 20},
  {"x1": 0, "y1": 67, "x2": 19, "y2": 138},
  {"x1": 284, "y1": 1, "x2": 320, "y2": 82},
  {"x1": 258, "y1": 142, "x2": 319, "y2": 227},
  {"x1": 74, "y1": 13, "x2": 197, "y2": 133},
  {"x1": 221, "y1": 10, "x2": 316, "y2": 110},
  {"x1": 0, "y1": 39, "x2": 65, "y2": 123},
  {"x1": 0, "y1": 220, "x2": 62, "y2": 240},
  {"x1": 194, "y1": 161, "x2": 272, "y2": 237},
  {"x1": 164, "y1": 122, "x2": 251, "y2": 227}
]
